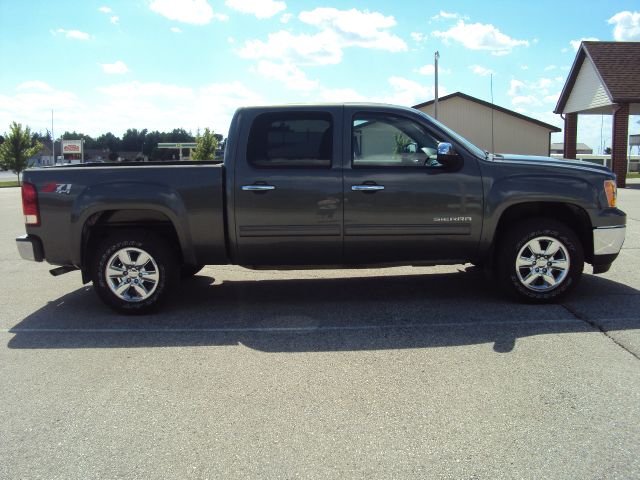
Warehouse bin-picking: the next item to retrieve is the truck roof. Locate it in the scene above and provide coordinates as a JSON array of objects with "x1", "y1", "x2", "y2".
[{"x1": 236, "y1": 102, "x2": 420, "y2": 114}]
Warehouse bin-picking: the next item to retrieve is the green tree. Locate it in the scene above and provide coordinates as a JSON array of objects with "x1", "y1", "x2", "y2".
[
  {"x1": 0, "y1": 122, "x2": 42, "y2": 183},
  {"x1": 192, "y1": 128, "x2": 218, "y2": 161}
]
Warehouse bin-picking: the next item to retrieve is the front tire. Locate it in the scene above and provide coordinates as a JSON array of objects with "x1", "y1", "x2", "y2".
[
  {"x1": 497, "y1": 218, "x2": 584, "y2": 303},
  {"x1": 91, "y1": 230, "x2": 179, "y2": 314}
]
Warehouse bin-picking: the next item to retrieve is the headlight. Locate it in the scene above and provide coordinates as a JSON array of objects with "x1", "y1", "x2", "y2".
[{"x1": 604, "y1": 179, "x2": 617, "y2": 208}]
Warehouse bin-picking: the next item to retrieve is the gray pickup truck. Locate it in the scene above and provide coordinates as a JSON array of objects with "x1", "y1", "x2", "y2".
[{"x1": 16, "y1": 103, "x2": 626, "y2": 313}]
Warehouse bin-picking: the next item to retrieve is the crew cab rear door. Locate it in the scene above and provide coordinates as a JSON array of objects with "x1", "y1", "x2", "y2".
[
  {"x1": 342, "y1": 106, "x2": 484, "y2": 265},
  {"x1": 232, "y1": 107, "x2": 343, "y2": 266}
]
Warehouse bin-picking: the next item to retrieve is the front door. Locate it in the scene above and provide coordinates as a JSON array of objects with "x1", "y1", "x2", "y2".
[
  {"x1": 234, "y1": 108, "x2": 343, "y2": 266},
  {"x1": 343, "y1": 108, "x2": 484, "y2": 265}
]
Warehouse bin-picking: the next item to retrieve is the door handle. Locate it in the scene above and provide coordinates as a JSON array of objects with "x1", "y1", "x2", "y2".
[
  {"x1": 351, "y1": 185, "x2": 385, "y2": 191},
  {"x1": 241, "y1": 185, "x2": 276, "y2": 191}
]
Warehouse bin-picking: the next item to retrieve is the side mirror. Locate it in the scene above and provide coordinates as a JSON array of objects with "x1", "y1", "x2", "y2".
[{"x1": 436, "y1": 142, "x2": 463, "y2": 169}]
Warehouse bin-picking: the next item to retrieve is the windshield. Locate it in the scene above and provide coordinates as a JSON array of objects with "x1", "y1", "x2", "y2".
[{"x1": 415, "y1": 110, "x2": 488, "y2": 159}]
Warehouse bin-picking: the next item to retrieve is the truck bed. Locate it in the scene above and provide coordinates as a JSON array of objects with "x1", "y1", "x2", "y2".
[{"x1": 22, "y1": 162, "x2": 227, "y2": 267}]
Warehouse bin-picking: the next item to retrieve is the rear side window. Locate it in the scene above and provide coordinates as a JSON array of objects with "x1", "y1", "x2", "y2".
[{"x1": 247, "y1": 112, "x2": 333, "y2": 168}]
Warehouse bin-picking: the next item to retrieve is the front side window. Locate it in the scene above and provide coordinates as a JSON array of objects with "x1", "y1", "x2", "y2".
[
  {"x1": 247, "y1": 112, "x2": 332, "y2": 168},
  {"x1": 352, "y1": 114, "x2": 441, "y2": 167}
]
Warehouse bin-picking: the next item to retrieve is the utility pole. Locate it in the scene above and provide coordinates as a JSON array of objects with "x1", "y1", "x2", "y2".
[{"x1": 434, "y1": 51, "x2": 440, "y2": 119}]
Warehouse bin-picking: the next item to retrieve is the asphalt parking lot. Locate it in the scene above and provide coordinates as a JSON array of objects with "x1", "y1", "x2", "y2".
[{"x1": 0, "y1": 185, "x2": 639, "y2": 479}]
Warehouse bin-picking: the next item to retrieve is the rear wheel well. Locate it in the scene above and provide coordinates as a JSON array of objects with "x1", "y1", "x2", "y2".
[
  {"x1": 493, "y1": 202, "x2": 593, "y2": 263},
  {"x1": 81, "y1": 210, "x2": 182, "y2": 282}
]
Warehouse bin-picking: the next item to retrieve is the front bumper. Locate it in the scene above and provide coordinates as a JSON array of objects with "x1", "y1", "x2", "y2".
[
  {"x1": 16, "y1": 234, "x2": 44, "y2": 262},
  {"x1": 592, "y1": 225, "x2": 625, "y2": 273}
]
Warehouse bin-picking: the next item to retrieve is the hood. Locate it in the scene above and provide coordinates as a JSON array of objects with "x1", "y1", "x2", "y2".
[{"x1": 493, "y1": 153, "x2": 613, "y2": 176}]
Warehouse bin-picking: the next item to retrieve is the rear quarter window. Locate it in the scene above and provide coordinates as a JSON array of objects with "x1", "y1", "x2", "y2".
[{"x1": 247, "y1": 112, "x2": 333, "y2": 168}]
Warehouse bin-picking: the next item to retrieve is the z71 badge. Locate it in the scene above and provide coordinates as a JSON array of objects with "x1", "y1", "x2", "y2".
[{"x1": 55, "y1": 184, "x2": 72, "y2": 194}]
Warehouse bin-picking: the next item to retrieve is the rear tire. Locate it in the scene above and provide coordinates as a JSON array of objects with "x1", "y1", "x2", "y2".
[
  {"x1": 91, "y1": 230, "x2": 179, "y2": 314},
  {"x1": 496, "y1": 218, "x2": 583, "y2": 303}
]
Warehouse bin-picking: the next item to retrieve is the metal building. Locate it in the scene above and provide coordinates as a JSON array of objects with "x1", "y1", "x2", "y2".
[{"x1": 413, "y1": 92, "x2": 561, "y2": 156}]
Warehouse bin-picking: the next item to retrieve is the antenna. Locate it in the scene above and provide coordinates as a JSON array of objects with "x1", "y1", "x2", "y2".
[
  {"x1": 434, "y1": 51, "x2": 440, "y2": 119},
  {"x1": 490, "y1": 74, "x2": 495, "y2": 154}
]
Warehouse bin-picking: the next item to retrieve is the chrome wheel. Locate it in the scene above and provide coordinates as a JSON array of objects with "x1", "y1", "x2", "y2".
[
  {"x1": 105, "y1": 247, "x2": 160, "y2": 302},
  {"x1": 515, "y1": 236, "x2": 570, "y2": 292}
]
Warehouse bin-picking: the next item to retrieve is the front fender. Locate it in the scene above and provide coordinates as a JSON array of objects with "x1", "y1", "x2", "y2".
[
  {"x1": 480, "y1": 173, "x2": 599, "y2": 249},
  {"x1": 69, "y1": 181, "x2": 194, "y2": 266}
]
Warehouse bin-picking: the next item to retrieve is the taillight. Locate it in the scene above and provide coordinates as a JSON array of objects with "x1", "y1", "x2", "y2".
[
  {"x1": 21, "y1": 182, "x2": 40, "y2": 226},
  {"x1": 604, "y1": 180, "x2": 617, "y2": 208}
]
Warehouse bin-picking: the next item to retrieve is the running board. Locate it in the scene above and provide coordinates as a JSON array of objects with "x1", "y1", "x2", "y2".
[{"x1": 49, "y1": 266, "x2": 79, "y2": 276}]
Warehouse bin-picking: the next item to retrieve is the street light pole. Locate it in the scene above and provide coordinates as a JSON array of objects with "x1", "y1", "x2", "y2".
[{"x1": 434, "y1": 51, "x2": 440, "y2": 119}]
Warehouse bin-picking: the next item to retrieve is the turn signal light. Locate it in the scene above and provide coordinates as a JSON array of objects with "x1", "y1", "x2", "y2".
[
  {"x1": 604, "y1": 180, "x2": 617, "y2": 208},
  {"x1": 21, "y1": 182, "x2": 40, "y2": 226}
]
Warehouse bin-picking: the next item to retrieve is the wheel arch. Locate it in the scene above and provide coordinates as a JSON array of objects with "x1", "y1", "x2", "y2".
[
  {"x1": 80, "y1": 209, "x2": 185, "y2": 283},
  {"x1": 491, "y1": 202, "x2": 594, "y2": 264}
]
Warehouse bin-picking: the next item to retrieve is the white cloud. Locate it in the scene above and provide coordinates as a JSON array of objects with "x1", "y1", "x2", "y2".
[
  {"x1": 110, "y1": 16, "x2": 119, "y2": 24},
  {"x1": 544, "y1": 93, "x2": 561, "y2": 104},
  {"x1": 213, "y1": 13, "x2": 229, "y2": 21},
  {"x1": 170, "y1": 26, "x2": 182, "y2": 33},
  {"x1": 54, "y1": 28, "x2": 91, "y2": 40},
  {"x1": 97, "y1": 81, "x2": 192, "y2": 99},
  {"x1": 299, "y1": 8, "x2": 407, "y2": 51},
  {"x1": 537, "y1": 78, "x2": 552, "y2": 90},
  {"x1": 521, "y1": 65, "x2": 529, "y2": 70},
  {"x1": 511, "y1": 95, "x2": 542, "y2": 106},
  {"x1": 239, "y1": 8, "x2": 407, "y2": 66},
  {"x1": 100, "y1": 60, "x2": 129, "y2": 74},
  {"x1": 508, "y1": 79, "x2": 525, "y2": 96},
  {"x1": 569, "y1": 37, "x2": 598, "y2": 51},
  {"x1": 431, "y1": 11, "x2": 467, "y2": 21},
  {"x1": 0, "y1": 83, "x2": 86, "y2": 135},
  {"x1": 418, "y1": 64, "x2": 451, "y2": 75},
  {"x1": 469, "y1": 65, "x2": 493, "y2": 76},
  {"x1": 433, "y1": 20, "x2": 529, "y2": 54},
  {"x1": 149, "y1": 0, "x2": 218, "y2": 25},
  {"x1": 225, "y1": 0, "x2": 286, "y2": 19},
  {"x1": 95, "y1": 81, "x2": 263, "y2": 136},
  {"x1": 240, "y1": 30, "x2": 343, "y2": 65},
  {"x1": 16, "y1": 81, "x2": 54, "y2": 92},
  {"x1": 0, "y1": 80, "x2": 263, "y2": 137},
  {"x1": 608, "y1": 11, "x2": 640, "y2": 40},
  {"x1": 319, "y1": 77, "x2": 446, "y2": 106},
  {"x1": 382, "y1": 76, "x2": 434, "y2": 106},
  {"x1": 411, "y1": 32, "x2": 425, "y2": 42},
  {"x1": 544, "y1": 65, "x2": 556, "y2": 71},
  {"x1": 280, "y1": 13, "x2": 293, "y2": 23},
  {"x1": 320, "y1": 87, "x2": 367, "y2": 102},
  {"x1": 251, "y1": 61, "x2": 319, "y2": 92},
  {"x1": 98, "y1": 6, "x2": 112, "y2": 13},
  {"x1": 507, "y1": 76, "x2": 565, "y2": 108}
]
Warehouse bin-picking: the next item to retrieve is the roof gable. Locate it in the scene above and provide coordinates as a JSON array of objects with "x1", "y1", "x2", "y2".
[{"x1": 555, "y1": 41, "x2": 640, "y2": 113}]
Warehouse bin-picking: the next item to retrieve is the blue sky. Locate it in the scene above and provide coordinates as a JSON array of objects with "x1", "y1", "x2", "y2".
[{"x1": 1, "y1": 0, "x2": 639, "y2": 152}]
